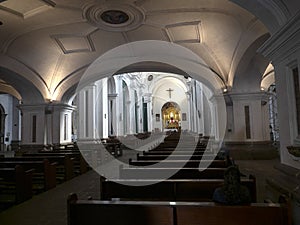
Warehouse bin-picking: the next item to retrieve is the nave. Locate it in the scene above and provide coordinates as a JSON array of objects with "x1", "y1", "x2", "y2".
[{"x1": 0, "y1": 133, "x2": 283, "y2": 225}]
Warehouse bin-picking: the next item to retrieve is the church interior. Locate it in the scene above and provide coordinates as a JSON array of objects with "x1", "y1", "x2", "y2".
[{"x1": 0, "y1": 0, "x2": 300, "y2": 224}]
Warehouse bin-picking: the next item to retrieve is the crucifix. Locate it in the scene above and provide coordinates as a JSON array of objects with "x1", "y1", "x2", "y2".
[{"x1": 166, "y1": 88, "x2": 174, "y2": 98}]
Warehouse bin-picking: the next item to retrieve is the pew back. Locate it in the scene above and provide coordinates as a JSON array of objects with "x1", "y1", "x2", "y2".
[
  {"x1": 176, "y1": 203, "x2": 290, "y2": 225},
  {"x1": 0, "y1": 159, "x2": 56, "y2": 191},
  {"x1": 0, "y1": 166, "x2": 33, "y2": 206},
  {"x1": 119, "y1": 167, "x2": 226, "y2": 179},
  {"x1": 129, "y1": 159, "x2": 228, "y2": 168},
  {"x1": 100, "y1": 177, "x2": 257, "y2": 202},
  {"x1": 67, "y1": 194, "x2": 173, "y2": 225},
  {"x1": 68, "y1": 194, "x2": 291, "y2": 225}
]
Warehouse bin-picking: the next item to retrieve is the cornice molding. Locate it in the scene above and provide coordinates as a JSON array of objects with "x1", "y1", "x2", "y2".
[
  {"x1": 229, "y1": 92, "x2": 271, "y2": 101},
  {"x1": 258, "y1": 11, "x2": 300, "y2": 62}
]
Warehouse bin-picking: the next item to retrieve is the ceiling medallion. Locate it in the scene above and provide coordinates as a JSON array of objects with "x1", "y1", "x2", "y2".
[
  {"x1": 101, "y1": 10, "x2": 129, "y2": 25},
  {"x1": 83, "y1": 3, "x2": 145, "y2": 32}
]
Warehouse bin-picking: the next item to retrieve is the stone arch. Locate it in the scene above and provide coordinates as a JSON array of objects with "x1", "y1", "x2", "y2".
[
  {"x1": 0, "y1": 67, "x2": 44, "y2": 104},
  {"x1": 232, "y1": 34, "x2": 271, "y2": 92},
  {"x1": 229, "y1": 0, "x2": 291, "y2": 33},
  {"x1": 76, "y1": 40, "x2": 227, "y2": 141}
]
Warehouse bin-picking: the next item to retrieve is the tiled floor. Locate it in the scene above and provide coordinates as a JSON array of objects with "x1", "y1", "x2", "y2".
[{"x1": 0, "y1": 149, "x2": 280, "y2": 225}]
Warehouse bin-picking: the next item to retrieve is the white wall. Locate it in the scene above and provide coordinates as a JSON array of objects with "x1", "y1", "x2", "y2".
[
  {"x1": 0, "y1": 94, "x2": 21, "y2": 149},
  {"x1": 152, "y1": 79, "x2": 188, "y2": 131}
]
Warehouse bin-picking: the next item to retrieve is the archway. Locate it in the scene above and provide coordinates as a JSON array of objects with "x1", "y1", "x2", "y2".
[
  {"x1": 161, "y1": 102, "x2": 181, "y2": 131},
  {"x1": 75, "y1": 40, "x2": 228, "y2": 183}
]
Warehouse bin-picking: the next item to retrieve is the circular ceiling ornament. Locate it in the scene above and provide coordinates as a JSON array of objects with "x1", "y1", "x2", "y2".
[
  {"x1": 83, "y1": 3, "x2": 145, "y2": 32},
  {"x1": 147, "y1": 75, "x2": 153, "y2": 81},
  {"x1": 101, "y1": 10, "x2": 129, "y2": 24}
]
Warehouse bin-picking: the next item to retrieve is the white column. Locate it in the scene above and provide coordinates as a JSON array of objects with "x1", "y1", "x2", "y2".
[
  {"x1": 192, "y1": 81, "x2": 198, "y2": 133},
  {"x1": 115, "y1": 76, "x2": 123, "y2": 136},
  {"x1": 47, "y1": 103, "x2": 75, "y2": 145},
  {"x1": 143, "y1": 93, "x2": 152, "y2": 132},
  {"x1": 95, "y1": 79, "x2": 109, "y2": 138},
  {"x1": 229, "y1": 92, "x2": 270, "y2": 142},
  {"x1": 186, "y1": 91, "x2": 192, "y2": 131},
  {"x1": 137, "y1": 93, "x2": 143, "y2": 133},
  {"x1": 209, "y1": 95, "x2": 227, "y2": 142},
  {"x1": 196, "y1": 82, "x2": 205, "y2": 134},
  {"x1": 108, "y1": 94, "x2": 117, "y2": 137},
  {"x1": 128, "y1": 88, "x2": 136, "y2": 134},
  {"x1": 18, "y1": 104, "x2": 46, "y2": 145},
  {"x1": 77, "y1": 84, "x2": 96, "y2": 141}
]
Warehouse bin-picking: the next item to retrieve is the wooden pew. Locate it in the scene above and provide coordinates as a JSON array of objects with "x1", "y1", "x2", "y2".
[
  {"x1": 0, "y1": 159, "x2": 56, "y2": 192},
  {"x1": 129, "y1": 159, "x2": 228, "y2": 168},
  {"x1": 0, "y1": 165, "x2": 34, "y2": 209},
  {"x1": 55, "y1": 152, "x2": 88, "y2": 174},
  {"x1": 23, "y1": 153, "x2": 76, "y2": 181},
  {"x1": 142, "y1": 150, "x2": 207, "y2": 155},
  {"x1": 68, "y1": 194, "x2": 291, "y2": 225},
  {"x1": 119, "y1": 166, "x2": 226, "y2": 179},
  {"x1": 100, "y1": 178, "x2": 174, "y2": 201},
  {"x1": 175, "y1": 175, "x2": 257, "y2": 202},
  {"x1": 101, "y1": 137, "x2": 122, "y2": 156},
  {"x1": 100, "y1": 176, "x2": 257, "y2": 202},
  {"x1": 67, "y1": 193, "x2": 174, "y2": 225},
  {"x1": 0, "y1": 155, "x2": 77, "y2": 181},
  {"x1": 150, "y1": 145, "x2": 206, "y2": 151},
  {"x1": 45, "y1": 153, "x2": 88, "y2": 175},
  {"x1": 176, "y1": 202, "x2": 291, "y2": 225},
  {"x1": 136, "y1": 153, "x2": 217, "y2": 161}
]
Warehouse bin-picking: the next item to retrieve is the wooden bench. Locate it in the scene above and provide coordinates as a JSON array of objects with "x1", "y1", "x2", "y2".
[
  {"x1": 142, "y1": 150, "x2": 207, "y2": 155},
  {"x1": 129, "y1": 159, "x2": 228, "y2": 168},
  {"x1": 100, "y1": 176, "x2": 257, "y2": 202},
  {"x1": 150, "y1": 146, "x2": 207, "y2": 151},
  {"x1": 0, "y1": 159, "x2": 56, "y2": 192},
  {"x1": 67, "y1": 193, "x2": 174, "y2": 225},
  {"x1": 68, "y1": 193, "x2": 291, "y2": 225},
  {"x1": 43, "y1": 152, "x2": 88, "y2": 175},
  {"x1": 136, "y1": 154, "x2": 217, "y2": 161},
  {"x1": 101, "y1": 137, "x2": 122, "y2": 156},
  {"x1": 176, "y1": 201, "x2": 291, "y2": 225},
  {"x1": 119, "y1": 166, "x2": 226, "y2": 179},
  {"x1": 1, "y1": 155, "x2": 78, "y2": 181},
  {"x1": 0, "y1": 166, "x2": 34, "y2": 209},
  {"x1": 23, "y1": 153, "x2": 76, "y2": 181}
]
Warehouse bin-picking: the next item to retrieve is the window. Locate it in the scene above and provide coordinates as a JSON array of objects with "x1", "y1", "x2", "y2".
[
  {"x1": 64, "y1": 114, "x2": 68, "y2": 140},
  {"x1": 244, "y1": 106, "x2": 251, "y2": 139},
  {"x1": 292, "y1": 67, "x2": 300, "y2": 135},
  {"x1": 32, "y1": 115, "x2": 37, "y2": 143}
]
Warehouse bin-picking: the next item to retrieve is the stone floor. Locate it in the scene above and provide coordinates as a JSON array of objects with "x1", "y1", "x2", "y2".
[{"x1": 0, "y1": 149, "x2": 280, "y2": 225}]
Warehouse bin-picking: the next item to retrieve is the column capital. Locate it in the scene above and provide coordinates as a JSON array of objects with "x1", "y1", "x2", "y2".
[
  {"x1": 18, "y1": 102, "x2": 76, "y2": 114},
  {"x1": 108, "y1": 93, "x2": 118, "y2": 99},
  {"x1": 143, "y1": 93, "x2": 152, "y2": 103},
  {"x1": 209, "y1": 94, "x2": 226, "y2": 103}
]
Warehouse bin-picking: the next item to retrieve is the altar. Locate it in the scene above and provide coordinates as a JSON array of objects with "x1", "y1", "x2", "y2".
[{"x1": 162, "y1": 101, "x2": 181, "y2": 130}]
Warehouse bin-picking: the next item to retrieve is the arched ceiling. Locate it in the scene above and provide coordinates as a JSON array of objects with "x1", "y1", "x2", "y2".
[{"x1": 0, "y1": 0, "x2": 298, "y2": 103}]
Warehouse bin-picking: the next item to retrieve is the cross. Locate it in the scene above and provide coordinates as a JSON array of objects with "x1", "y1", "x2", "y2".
[{"x1": 166, "y1": 88, "x2": 174, "y2": 98}]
